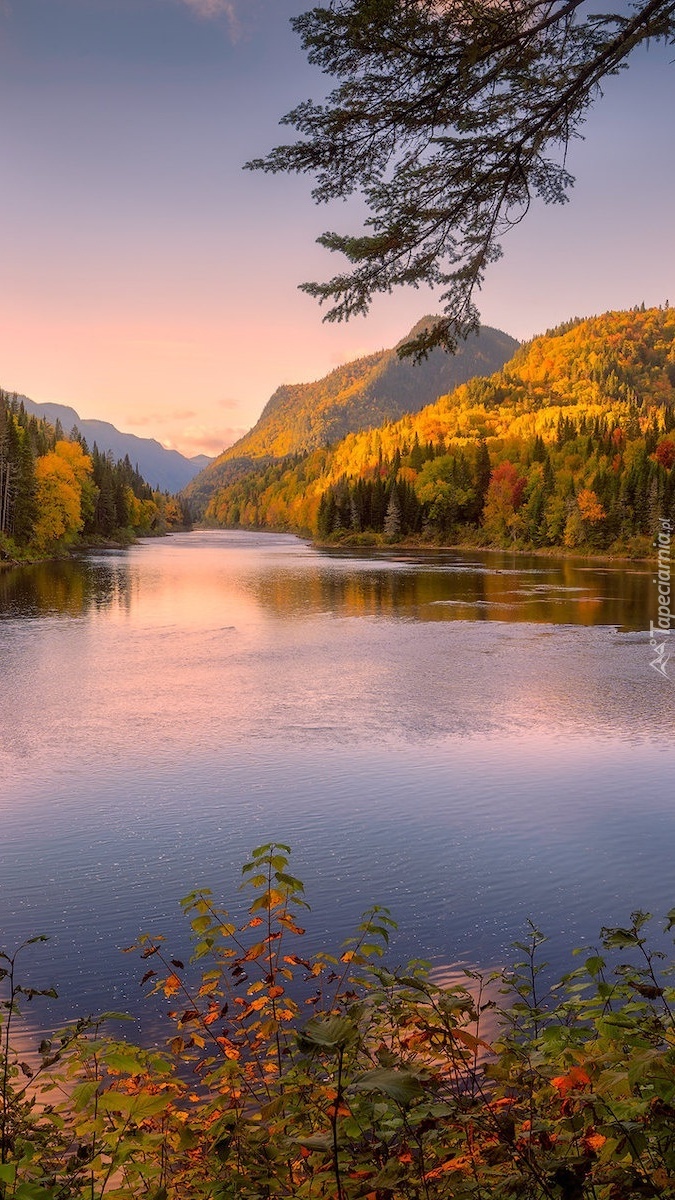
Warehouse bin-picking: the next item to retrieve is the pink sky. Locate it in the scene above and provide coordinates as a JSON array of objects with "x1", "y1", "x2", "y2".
[{"x1": 1, "y1": 1, "x2": 673, "y2": 459}]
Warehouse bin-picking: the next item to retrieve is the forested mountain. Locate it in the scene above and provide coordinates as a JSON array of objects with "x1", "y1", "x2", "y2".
[
  {"x1": 0, "y1": 391, "x2": 189, "y2": 561},
  {"x1": 184, "y1": 319, "x2": 518, "y2": 515},
  {"x1": 19, "y1": 396, "x2": 212, "y2": 492},
  {"x1": 201, "y1": 307, "x2": 675, "y2": 556}
]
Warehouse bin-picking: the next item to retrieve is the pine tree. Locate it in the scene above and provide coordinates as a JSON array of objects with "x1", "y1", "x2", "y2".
[
  {"x1": 384, "y1": 484, "x2": 402, "y2": 539},
  {"x1": 473, "y1": 438, "x2": 491, "y2": 522},
  {"x1": 13, "y1": 434, "x2": 38, "y2": 545}
]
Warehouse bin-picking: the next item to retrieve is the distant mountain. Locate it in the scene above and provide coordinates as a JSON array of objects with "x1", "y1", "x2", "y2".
[
  {"x1": 184, "y1": 318, "x2": 519, "y2": 514},
  {"x1": 17, "y1": 397, "x2": 212, "y2": 493},
  {"x1": 200, "y1": 305, "x2": 675, "y2": 554}
]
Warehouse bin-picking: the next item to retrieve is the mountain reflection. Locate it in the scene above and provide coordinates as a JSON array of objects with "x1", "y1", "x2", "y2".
[
  {"x1": 0, "y1": 541, "x2": 653, "y2": 631},
  {"x1": 249, "y1": 548, "x2": 652, "y2": 631}
]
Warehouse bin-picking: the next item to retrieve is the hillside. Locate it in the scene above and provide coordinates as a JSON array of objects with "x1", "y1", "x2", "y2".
[
  {"x1": 202, "y1": 306, "x2": 675, "y2": 555},
  {"x1": 184, "y1": 319, "x2": 518, "y2": 514},
  {"x1": 18, "y1": 396, "x2": 212, "y2": 493},
  {"x1": 0, "y1": 391, "x2": 188, "y2": 561}
]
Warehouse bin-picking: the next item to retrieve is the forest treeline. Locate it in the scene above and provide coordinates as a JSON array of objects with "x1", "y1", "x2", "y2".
[
  {"x1": 0, "y1": 391, "x2": 190, "y2": 561},
  {"x1": 203, "y1": 307, "x2": 675, "y2": 556}
]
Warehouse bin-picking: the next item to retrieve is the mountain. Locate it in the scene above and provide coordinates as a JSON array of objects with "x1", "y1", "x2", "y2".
[
  {"x1": 17, "y1": 397, "x2": 212, "y2": 493},
  {"x1": 183, "y1": 319, "x2": 519, "y2": 514},
  {"x1": 200, "y1": 306, "x2": 675, "y2": 555}
]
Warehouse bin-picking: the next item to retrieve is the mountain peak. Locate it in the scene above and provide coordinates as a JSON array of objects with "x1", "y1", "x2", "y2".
[{"x1": 184, "y1": 319, "x2": 518, "y2": 513}]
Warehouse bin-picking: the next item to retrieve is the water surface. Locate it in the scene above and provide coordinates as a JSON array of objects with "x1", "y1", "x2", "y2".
[{"x1": 1, "y1": 532, "x2": 672, "y2": 1035}]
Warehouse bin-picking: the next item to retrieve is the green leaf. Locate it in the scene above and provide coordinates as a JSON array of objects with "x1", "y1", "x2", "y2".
[
  {"x1": 296, "y1": 1133, "x2": 333, "y2": 1152},
  {"x1": 359, "y1": 942, "x2": 385, "y2": 958},
  {"x1": 601, "y1": 926, "x2": 640, "y2": 949},
  {"x1": 15, "y1": 1186, "x2": 56, "y2": 1200},
  {"x1": 71, "y1": 1080, "x2": 101, "y2": 1110},
  {"x1": 98, "y1": 1090, "x2": 171, "y2": 1118},
  {"x1": 297, "y1": 1016, "x2": 359, "y2": 1052},
  {"x1": 214, "y1": 1135, "x2": 233, "y2": 1162},
  {"x1": 0, "y1": 1164, "x2": 17, "y2": 1185},
  {"x1": 274, "y1": 871, "x2": 305, "y2": 892},
  {"x1": 351, "y1": 1068, "x2": 424, "y2": 1105},
  {"x1": 103, "y1": 1050, "x2": 146, "y2": 1074}
]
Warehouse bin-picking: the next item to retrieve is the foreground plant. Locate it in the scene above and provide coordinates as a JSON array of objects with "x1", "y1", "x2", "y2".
[{"x1": 1, "y1": 846, "x2": 674, "y2": 1199}]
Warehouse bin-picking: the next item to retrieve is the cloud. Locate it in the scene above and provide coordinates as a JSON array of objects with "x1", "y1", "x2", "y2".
[
  {"x1": 218, "y1": 397, "x2": 240, "y2": 410},
  {"x1": 329, "y1": 345, "x2": 374, "y2": 367},
  {"x1": 166, "y1": 424, "x2": 247, "y2": 457},
  {"x1": 178, "y1": 0, "x2": 240, "y2": 36},
  {"x1": 125, "y1": 408, "x2": 198, "y2": 427},
  {"x1": 123, "y1": 414, "x2": 156, "y2": 428}
]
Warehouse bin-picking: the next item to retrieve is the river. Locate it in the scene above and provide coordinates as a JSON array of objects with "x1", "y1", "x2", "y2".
[{"x1": 1, "y1": 531, "x2": 673, "y2": 1036}]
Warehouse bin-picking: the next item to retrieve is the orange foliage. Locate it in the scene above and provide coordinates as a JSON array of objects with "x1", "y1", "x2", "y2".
[
  {"x1": 551, "y1": 1066, "x2": 591, "y2": 1095},
  {"x1": 577, "y1": 488, "x2": 606, "y2": 524}
]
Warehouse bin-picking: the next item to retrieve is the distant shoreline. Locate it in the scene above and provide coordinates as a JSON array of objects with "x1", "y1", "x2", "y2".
[
  {"x1": 311, "y1": 534, "x2": 657, "y2": 566},
  {"x1": 0, "y1": 528, "x2": 186, "y2": 571},
  {"x1": 1, "y1": 526, "x2": 661, "y2": 570}
]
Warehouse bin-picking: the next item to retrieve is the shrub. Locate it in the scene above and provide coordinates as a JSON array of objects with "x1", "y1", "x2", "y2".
[{"x1": 1, "y1": 846, "x2": 674, "y2": 1198}]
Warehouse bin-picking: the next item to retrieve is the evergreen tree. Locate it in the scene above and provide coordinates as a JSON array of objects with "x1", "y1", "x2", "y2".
[
  {"x1": 409, "y1": 433, "x2": 424, "y2": 472},
  {"x1": 13, "y1": 434, "x2": 38, "y2": 545},
  {"x1": 472, "y1": 438, "x2": 491, "y2": 522},
  {"x1": 250, "y1": 0, "x2": 673, "y2": 357},
  {"x1": 384, "y1": 484, "x2": 402, "y2": 539}
]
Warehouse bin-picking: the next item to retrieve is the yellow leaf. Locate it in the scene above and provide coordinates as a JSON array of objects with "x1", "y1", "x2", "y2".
[{"x1": 163, "y1": 974, "x2": 182, "y2": 998}]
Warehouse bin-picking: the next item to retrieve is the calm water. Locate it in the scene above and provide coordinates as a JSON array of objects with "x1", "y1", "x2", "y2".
[{"x1": 1, "y1": 531, "x2": 673, "y2": 1037}]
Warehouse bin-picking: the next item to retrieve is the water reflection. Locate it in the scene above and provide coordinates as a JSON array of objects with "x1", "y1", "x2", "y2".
[
  {"x1": 252, "y1": 549, "x2": 652, "y2": 629},
  {"x1": 0, "y1": 556, "x2": 131, "y2": 619},
  {"x1": 1, "y1": 532, "x2": 672, "y2": 1037},
  {"x1": 0, "y1": 536, "x2": 655, "y2": 629}
]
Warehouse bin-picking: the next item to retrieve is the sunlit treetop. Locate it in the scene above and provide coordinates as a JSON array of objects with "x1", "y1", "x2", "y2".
[{"x1": 248, "y1": 0, "x2": 675, "y2": 360}]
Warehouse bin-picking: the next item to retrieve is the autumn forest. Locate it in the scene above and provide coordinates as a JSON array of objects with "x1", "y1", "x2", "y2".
[
  {"x1": 0, "y1": 392, "x2": 189, "y2": 560},
  {"x1": 201, "y1": 307, "x2": 675, "y2": 557}
]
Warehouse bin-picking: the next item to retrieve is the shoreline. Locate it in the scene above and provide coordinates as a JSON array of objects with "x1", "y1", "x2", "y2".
[
  {"x1": 1, "y1": 526, "x2": 662, "y2": 570},
  {"x1": 0, "y1": 536, "x2": 135, "y2": 571},
  {"x1": 0, "y1": 526, "x2": 195, "y2": 571},
  {"x1": 311, "y1": 535, "x2": 658, "y2": 566}
]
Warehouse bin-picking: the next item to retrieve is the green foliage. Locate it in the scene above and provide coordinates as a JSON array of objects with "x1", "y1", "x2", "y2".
[
  {"x1": 2, "y1": 847, "x2": 675, "y2": 1198},
  {"x1": 248, "y1": 0, "x2": 674, "y2": 357}
]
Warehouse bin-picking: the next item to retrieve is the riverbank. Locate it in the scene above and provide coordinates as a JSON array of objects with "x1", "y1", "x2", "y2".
[
  {"x1": 312, "y1": 529, "x2": 662, "y2": 565},
  {"x1": 0, "y1": 536, "x2": 134, "y2": 570},
  {"x1": 0, "y1": 525, "x2": 194, "y2": 570}
]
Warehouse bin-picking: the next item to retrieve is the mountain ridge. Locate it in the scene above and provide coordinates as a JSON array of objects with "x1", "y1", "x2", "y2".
[
  {"x1": 201, "y1": 305, "x2": 675, "y2": 556},
  {"x1": 15, "y1": 396, "x2": 212, "y2": 493},
  {"x1": 184, "y1": 318, "x2": 519, "y2": 514}
]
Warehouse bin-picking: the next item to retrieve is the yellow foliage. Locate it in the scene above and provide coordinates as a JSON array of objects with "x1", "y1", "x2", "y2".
[
  {"x1": 33, "y1": 452, "x2": 84, "y2": 550},
  {"x1": 54, "y1": 439, "x2": 92, "y2": 484},
  {"x1": 577, "y1": 488, "x2": 606, "y2": 524}
]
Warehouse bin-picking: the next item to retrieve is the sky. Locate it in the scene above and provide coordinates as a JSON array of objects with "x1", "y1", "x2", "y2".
[{"x1": 1, "y1": 0, "x2": 674, "y2": 459}]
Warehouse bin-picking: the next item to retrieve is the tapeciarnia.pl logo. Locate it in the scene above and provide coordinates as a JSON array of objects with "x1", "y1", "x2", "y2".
[{"x1": 650, "y1": 517, "x2": 673, "y2": 679}]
